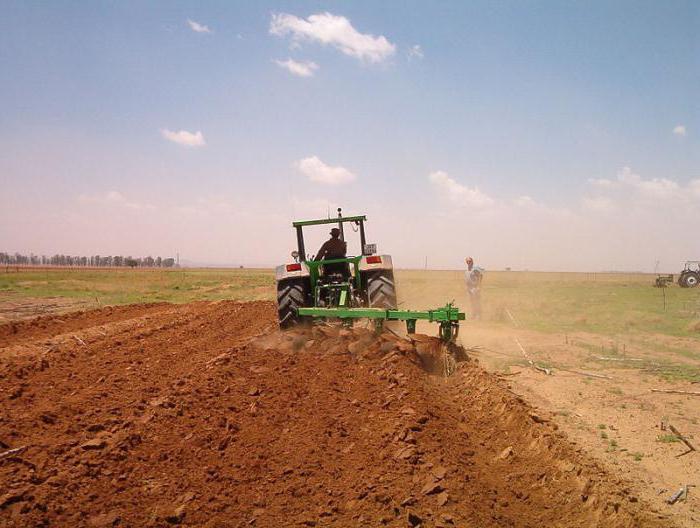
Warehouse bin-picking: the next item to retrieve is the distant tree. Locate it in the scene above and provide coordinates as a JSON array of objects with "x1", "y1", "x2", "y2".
[{"x1": 1, "y1": 251, "x2": 175, "y2": 268}]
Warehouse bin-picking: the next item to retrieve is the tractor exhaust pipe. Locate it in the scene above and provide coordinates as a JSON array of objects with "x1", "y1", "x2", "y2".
[{"x1": 337, "y1": 208, "x2": 345, "y2": 241}]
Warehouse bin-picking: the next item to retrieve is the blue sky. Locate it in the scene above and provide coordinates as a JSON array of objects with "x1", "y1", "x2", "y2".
[{"x1": 1, "y1": 1, "x2": 698, "y2": 270}]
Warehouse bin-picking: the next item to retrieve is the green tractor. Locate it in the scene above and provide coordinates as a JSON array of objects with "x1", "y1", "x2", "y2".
[
  {"x1": 275, "y1": 209, "x2": 465, "y2": 343},
  {"x1": 275, "y1": 209, "x2": 397, "y2": 328}
]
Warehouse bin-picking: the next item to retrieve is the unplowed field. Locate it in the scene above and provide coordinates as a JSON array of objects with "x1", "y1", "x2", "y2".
[{"x1": 1, "y1": 302, "x2": 670, "y2": 527}]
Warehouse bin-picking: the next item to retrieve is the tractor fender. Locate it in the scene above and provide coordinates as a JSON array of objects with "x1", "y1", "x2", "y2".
[
  {"x1": 275, "y1": 262, "x2": 311, "y2": 282},
  {"x1": 358, "y1": 255, "x2": 393, "y2": 272}
]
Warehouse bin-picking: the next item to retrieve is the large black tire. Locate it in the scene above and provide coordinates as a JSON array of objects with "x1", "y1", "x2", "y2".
[
  {"x1": 364, "y1": 270, "x2": 398, "y2": 309},
  {"x1": 277, "y1": 278, "x2": 311, "y2": 328},
  {"x1": 684, "y1": 272, "x2": 699, "y2": 288},
  {"x1": 679, "y1": 273, "x2": 688, "y2": 287}
]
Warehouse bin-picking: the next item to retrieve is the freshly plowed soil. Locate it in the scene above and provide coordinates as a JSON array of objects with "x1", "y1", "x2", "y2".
[
  {"x1": 0, "y1": 302, "x2": 172, "y2": 345},
  {"x1": 0, "y1": 301, "x2": 668, "y2": 527}
]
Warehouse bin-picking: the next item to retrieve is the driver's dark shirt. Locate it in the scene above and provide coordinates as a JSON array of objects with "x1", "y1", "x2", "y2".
[{"x1": 316, "y1": 238, "x2": 347, "y2": 260}]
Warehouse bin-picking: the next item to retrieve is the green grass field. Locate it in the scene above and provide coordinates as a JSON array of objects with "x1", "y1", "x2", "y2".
[
  {"x1": 482, "y1": 271, "x2": 700, "y2": 337},
  {"x1": 1, "y1": 267, "x2": 699, "y2": 337},
  {"x1": 0, "y1": 268, "x2": 274, "y2": 306},
  {"x1": 395, "y1": 270, "x2": 700, "y2": 338}
]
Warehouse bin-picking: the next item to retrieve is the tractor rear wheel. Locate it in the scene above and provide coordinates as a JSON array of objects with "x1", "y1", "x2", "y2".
[
  {"x1": 684, "y1": 272, "x2": 699, "y2": 288},
  {"x1": 277, "y1": 278, "x2": 311, "y2": 328},
  {"x1": 364, "y1": 270, "x2": 398, "y2": 309},
  {"x1": 679, "y1": 273, "x2": 689, "y2": 287}
]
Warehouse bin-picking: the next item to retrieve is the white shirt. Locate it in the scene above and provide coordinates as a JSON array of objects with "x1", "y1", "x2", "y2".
[{"x1": 465, "y1": 266, "x2": 484, "y2": 292}]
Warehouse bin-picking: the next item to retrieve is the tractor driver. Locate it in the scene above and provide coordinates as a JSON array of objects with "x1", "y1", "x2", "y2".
[{"x1": 316, "y1": 228, "x2": 348, "y2": 276}]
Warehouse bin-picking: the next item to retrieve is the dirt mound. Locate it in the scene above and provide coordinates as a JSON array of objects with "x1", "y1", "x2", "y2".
[{"x1": 0, "y1": 302, "x2": 668, "y2": 527}]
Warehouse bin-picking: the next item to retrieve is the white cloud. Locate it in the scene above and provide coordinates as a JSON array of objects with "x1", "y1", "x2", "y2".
[
  {"x1": 673, "y1": 125, "x2": 686, "y2": 136},
  {"x1": 78, "y1": 191, "x2": 155, "y2": 211},
  {"x1": 160, "y1": 129, "x2": 206, "y2": 148},
  {"x1": 689, "y1": 179, "x2": 700, "y2": 198},
  {"x1": 587, "y1": 167, "x2": 686, "y2": 200},
  {"x1": 513, "y1": 195, "x2": 536, "y2": 207},
  {"x1": 408, "y1": 44, "x2": 424, "y2": 60},
  {"x1": 295, "y1": 156, "x2": 356, "y2": 185},
  {"x1": 187, "y1": 19, "x2": 211, "y2": 34},
  {"x1": 428, "y1": 171, "x2": 494, "y2": 208},
  {"x1": 588, "y1": 177, "x2": 614, "y2": 188},
  {"x1": 270, "y1": 12, "x2": 395, "y2": 63},
  {"x1": 581, "y1": 196, "x2": 615, "y2": 212},
  {"x1": 616, "y1": 166, "x2": 678, "y2": 198},
  {"x1": 274, "y1": 58, "x2": 319, "y2": 77}
]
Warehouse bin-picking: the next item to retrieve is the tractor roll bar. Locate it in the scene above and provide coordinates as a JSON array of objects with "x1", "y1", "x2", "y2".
[
  {"x1": 293, "y1": 209, "x2": 369, "y2": 261},
  {"x1": 295, "y1": 226, "x2": 306, "y2": 262},
  {"x1": 291, "y1": 215, "x2": 367, "y2": 227}
]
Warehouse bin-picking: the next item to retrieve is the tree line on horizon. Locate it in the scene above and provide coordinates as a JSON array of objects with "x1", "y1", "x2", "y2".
[{"x1": 0, "y1": 252, "x2": 176, "y2": 268}]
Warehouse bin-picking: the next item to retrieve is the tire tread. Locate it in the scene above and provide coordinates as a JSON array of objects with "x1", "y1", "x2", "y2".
[
  {"x1": 365, "y1": 270, "x2": 398, "y2": 309},
  {"x1": 277, "y1": 278, "x2": 310, "y2": 327}
]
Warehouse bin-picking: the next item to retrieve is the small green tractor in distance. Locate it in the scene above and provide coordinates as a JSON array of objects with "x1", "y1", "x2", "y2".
[
  {"x1": 275, "y1": 209, "x2": 465, "y2": 342},
  {"x1": 678, "y1": 261, "x2": 700, "y2": 288}
]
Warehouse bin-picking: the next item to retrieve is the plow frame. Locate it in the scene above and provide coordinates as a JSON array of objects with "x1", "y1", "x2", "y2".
[{"x1": 296, "y1": 303, "x2": 466, "y2": 342}]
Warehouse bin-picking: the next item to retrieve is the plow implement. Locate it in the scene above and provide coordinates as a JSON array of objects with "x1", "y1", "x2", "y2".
[{"x1": 297, "y1": 303, "x2": 466, "y2": 342}]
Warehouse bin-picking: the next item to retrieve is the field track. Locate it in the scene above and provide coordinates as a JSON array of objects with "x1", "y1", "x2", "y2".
[{"x1": 1, "y1": 301, "x2": 670, "y2": 527}]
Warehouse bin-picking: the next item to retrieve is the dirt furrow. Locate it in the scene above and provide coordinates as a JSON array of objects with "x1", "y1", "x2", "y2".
[
  {"x1": 0, "y1": 303, "x2": 174, "y2": 347},
  {"x1": 0, "y1": 302, "x2": 671, "y2": 527}
]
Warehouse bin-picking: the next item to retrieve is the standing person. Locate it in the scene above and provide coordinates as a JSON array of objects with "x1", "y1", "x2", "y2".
[{"x1": 465, "y1": 257, "x2": 484, "y2": 319}]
